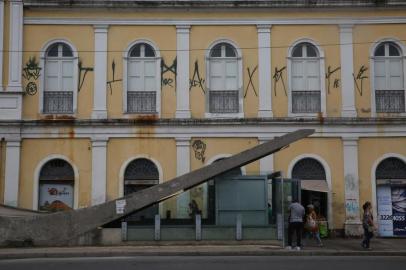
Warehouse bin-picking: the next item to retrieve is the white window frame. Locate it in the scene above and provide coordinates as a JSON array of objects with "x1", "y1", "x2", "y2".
[
  {"x1": 370, "y1": 38, "x2": 406, "y2": 117},
  {"x1": 123, "y1": 39, "x2": 161, "y2": 116},
  {"x1": 205, "y1": 39, "x2": 243, "y2": 118},
  {"x1": 39, "y1": 39, "x2": 79, "y2": 115},
  {"x1": 287, "y1": 38, "x2": 326, "y2": 118}
]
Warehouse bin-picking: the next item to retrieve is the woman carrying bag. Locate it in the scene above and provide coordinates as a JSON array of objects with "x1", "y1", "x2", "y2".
[{"x1": 305, "y1": 205, "x2": 323, "y2": 247}]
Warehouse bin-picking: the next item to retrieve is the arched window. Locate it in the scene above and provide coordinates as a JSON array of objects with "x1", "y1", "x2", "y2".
[
  {"x1": 38, "y1": 159, "x2": 74, "y2": 212},
  {"x1": 207, "y1": 41, "x2": 242, "y2": 115},
  {"x1": 373, "y1": 41, "x2": 405, "y2": 113},
  {"x1": 289, "y1": 42, "x2": 323, "y2": 114},
  {"x1": 292, "y1": 158, "x2": 326, "y2": 180},
  {"x1": 126, "y1": 42, "x2": 160, "y2": 114},
  {"x1": 124, "y1": 158, "x2": 159, "y2": 222},
  {"x1": 43, "y1": 42, "x2": 75, "y2": 114}
]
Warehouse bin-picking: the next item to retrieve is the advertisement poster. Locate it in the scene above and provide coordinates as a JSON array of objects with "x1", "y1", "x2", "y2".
[
  {"x1": 377, "y1": 185, "x2": 406, "y2": 237},
  {"x1": 377, "y1": 186, "x2": 393, "y2": 237},
  {"x1": 392, "y1": 187, "x2": 406, "y2": 236},
  {"x1": 39, "y1": 183, "x2": 73, "y2": 212}
]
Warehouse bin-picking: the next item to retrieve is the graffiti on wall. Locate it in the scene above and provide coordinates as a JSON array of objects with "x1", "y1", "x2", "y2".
[
  {"x1": 192, "y1": 140, "x2": 207, "y2": 163},
  {"x1": 272, "y1": 66, "x2": 287, "y2": 96},
  {"x1": 22, "y1": 57, "x2": 41, "y2": 95},
  {"x1": 106, "y1": 60, "x2": 122, "y2": 94},
  {"x1": 353, "y1": 65, "x2": 368, "y2": 96},
  {"x1": 189, "y1": 60, "x2": 205, "y2": 94},
  {"x1": 78, "y1": 61, "x2": 94, "y2": 92},
  {"x1": 325, "y1": 66, "x2": 341, "y2": 94},
  {"x1": 244, "y1": 66, "x2": 258, "y2": 98},
  {"x1": 161, "y1": 57, "x2": 177, "y2": 88}
]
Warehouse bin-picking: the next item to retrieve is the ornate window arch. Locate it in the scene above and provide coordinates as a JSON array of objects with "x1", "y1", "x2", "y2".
[
  {"x1": 205, "y1": 39, "x2": 243, "y2": 118},
  {"x1": 123, "y1": 39, "x2": 161, "y2": 115},
  {"x1": 287, "y1": 39, "x2": 326, "y2": 117},
  {"x1": 39, "y1": 39, "x2": 79, "y2": 114},
  {"x1": 370, "y1": 39, "x2": 406, "y2": 114},
  {"x1": 376, "y1": 157, "x2": 406, "y2": 180},
  {"x1": 38, "y1": 158, "x2": 75, "y2": 212}
]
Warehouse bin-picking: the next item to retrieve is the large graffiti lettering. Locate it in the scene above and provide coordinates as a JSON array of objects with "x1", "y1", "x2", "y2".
[
  {"x1": 353, "y1": 65, "x2": 368, "y2": 96},
  {"x1": 272, "y1": 66, "x2": 287, "y2": 96},
  {"x1": 189, "y1": 60, "x2": 205, "y2": 94},
  {"x1": 325, "y1": 66, "x2": 341, "y2": 94},
  {"x1": 106, "y1": 60, "x2": 122, "y2": 94},
  {"x1": 78, "y1": 61, "x2": 94, "y2": 92},
  {"x1": 244, "y1": 66, "x2": 258, "y2": 98},
  {"x1": 161, "y1": 57, "x2": 177, "y2": 88},
  {"x1": 22, "y1": 57, "x2": 41, "y2": 95}
]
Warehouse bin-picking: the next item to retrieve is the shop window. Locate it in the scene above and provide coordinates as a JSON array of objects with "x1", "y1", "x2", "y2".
[
  {"x1": 43, "y1": 42, "x2": 75, "y2": 114},
  {"x1": 124, "y1": 158, "x2": 159, "y2": 223},
  {"x1": 289, "y1": 42, "x2": 323, "y2": 114},
  {"x1": 373, "y1": 42, "x2": 405, "y2": 113},
  {"x1": 126, "y1": 42, "x2": 160, "y2": 114},
  {"x1": 375, "y1": 157, "x2": 406, "y2": 237},
  {"x1": 206, "y1": 41, "x2": 242, "y2": 115},
  {"x1": 38, "y1": 159, "x2": 74, "y2": 212}
]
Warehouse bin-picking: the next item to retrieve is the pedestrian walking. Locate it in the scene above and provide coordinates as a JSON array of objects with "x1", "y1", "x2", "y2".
[
  {"x1": 304, "y1": 204, "x2": 323, "y2": 247},
  {"x1": 361, "y1": 201, "x2": 374, "y2": 250},
  {"x1": 286, "y1": 199, "x2": 305, "y2": 250}
]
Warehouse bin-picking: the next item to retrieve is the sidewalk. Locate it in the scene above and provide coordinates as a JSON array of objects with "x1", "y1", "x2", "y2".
[{"x1": 0, "y1": 238, "x2": 405, "y2": 259}]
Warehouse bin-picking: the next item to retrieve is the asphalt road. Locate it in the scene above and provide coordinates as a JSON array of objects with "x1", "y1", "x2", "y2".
[{"x1": 0, "y1": 256, "x2": 405, "y2": 270}]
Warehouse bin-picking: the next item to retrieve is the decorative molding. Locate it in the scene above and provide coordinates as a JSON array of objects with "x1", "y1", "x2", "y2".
[
  {"x1": 0, "y1": 93, "x2": 22, "y2": 120},
  {"x1": 91, "y1": 138, "x2": 108, "y2": 205},
  {"x1": 23, "y1": 17, "x2": 406, "y2": 26}
]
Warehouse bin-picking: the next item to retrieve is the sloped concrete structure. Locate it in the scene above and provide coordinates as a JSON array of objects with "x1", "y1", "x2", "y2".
[{"x1": 0, "y1": 129, "x2": 313, "y2": 246}]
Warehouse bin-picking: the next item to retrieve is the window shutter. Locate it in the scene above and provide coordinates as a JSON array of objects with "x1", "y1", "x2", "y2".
[
  {"x1": 374, "y1": 59, "x2": 386, "y2": 90},
  {"x1": 389, "y1": 58, "x2": 403, "y2": 90},
  {"x1": 144, "y1": 60, "x2": 156, "y2": 91},
  {"x1": 45, "y1": 60, "x2": 59, "y2": 92},
  {"x1": 62, "y1": 61, "x2": 73, "y2": 92},
  {"x1": 306, "y1": 60, "x2": 320, "y2": 91},
  {"x1": 225, "y1": 60, "x2": 238, "y2": 90},
  {"x1": 210, "y1": 60, "x2": 224, "y2": 90},
  {"x1": 292, "y1": 60, "x2": 304, "y2": 91}
]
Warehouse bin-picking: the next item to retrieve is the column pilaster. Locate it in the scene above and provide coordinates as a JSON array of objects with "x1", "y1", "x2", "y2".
[
  {"x1": 175, "y1": 25, "x2": 191, "y2": 118},
  {"x1": 257, "y1": 25, "x2": 273, "y2": 118},
  {"x1": 91, "y1": 138, "x2": 108, "y2": 205},
  {"x1": 176, "y1": 137, "x2": 191, "y2": 218},
  {"x1": 3, "y1": 139, "x2": 21, "y2": 206}
]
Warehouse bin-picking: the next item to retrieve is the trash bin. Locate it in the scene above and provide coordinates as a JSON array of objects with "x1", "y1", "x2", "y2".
[{"x1": 319, "y1": 221, "x2": 328, "y2": 238}]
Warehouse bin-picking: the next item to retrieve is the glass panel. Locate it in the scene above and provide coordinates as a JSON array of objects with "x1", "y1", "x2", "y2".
[
  {"x1": 306, "y1": 44, "x2": 317, "y2": 57},
  {"x1": 62, "y1": 44, "x2": 73, "y2": 57},
  {"x1": 225, "y1": 44, "x2": 236, "y2": 57},
  {"x1": 47, "y1": 44, "x2": 59, "y2": 57},
  {"x1": 375, "y1": 44, "x2": 385, "y2": 56},
  {"x1": 389, "y1": 43, "x2": 401, "y2": 56},
  {"x1": 130, "y1": 44, "x2": 141, "y2": 57},
  {"x1": 210, "y1": 44, "x2": 222, "y2": 57},
  {"x1": 292, "y1": 45, "x2": 302, "y2": 57},
  {"x1": 144, "y1": 44, "x2": 155, "y2": 57},
  {"x1": 225, "y1": 60, "x2": 237, "y2": 77}
]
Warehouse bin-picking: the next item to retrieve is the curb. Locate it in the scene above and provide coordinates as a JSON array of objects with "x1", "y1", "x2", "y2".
[{"x1": 1, "y1": 250, "x2": 406, "y2": 259}]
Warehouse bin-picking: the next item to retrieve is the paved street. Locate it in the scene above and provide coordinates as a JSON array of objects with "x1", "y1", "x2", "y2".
[{"x1": 0, "y1": 256, "x2": 405, "y2": 270}]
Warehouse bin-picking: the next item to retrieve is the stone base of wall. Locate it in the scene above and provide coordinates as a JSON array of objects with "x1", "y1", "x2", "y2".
[{"x1": 344, "y1": 221, "x2": 363, "y2": 237}]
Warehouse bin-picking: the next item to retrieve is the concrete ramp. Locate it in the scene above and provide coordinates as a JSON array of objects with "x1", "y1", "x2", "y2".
[
  {"x1": 0, "y1": 204, "x2": 46, "y2": 218},
  {"x1": 0, "y1": 129, "x2": 314, "y2": 246}
]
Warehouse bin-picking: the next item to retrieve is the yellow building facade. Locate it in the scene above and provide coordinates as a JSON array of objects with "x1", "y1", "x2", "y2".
[{"x1": 0, "y1": 0, "x2": 406, "y2": 237}]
